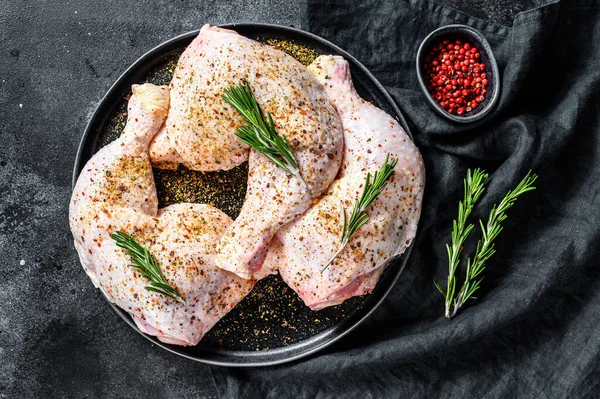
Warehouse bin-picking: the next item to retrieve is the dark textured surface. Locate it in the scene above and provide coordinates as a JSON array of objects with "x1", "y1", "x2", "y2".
[
  {"x1": 0, "y1": 0, "x2": 548, "y2": 398},
  {"x1": 442, "y1": 0, "x2": 548, "y2": 25}
]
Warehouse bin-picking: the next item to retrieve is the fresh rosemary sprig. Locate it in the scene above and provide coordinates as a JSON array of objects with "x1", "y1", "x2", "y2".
[
  {"x1": 434, "y1": 169, "x2": 489, "y2": 318},
  {"x1": 448, "y1": 171, "x2": 537, "y2": 318},
  {"x1": 322, "y1": 154, "x2": 398, "y2": 272},
  {"x1": 111, "y1": 231, "x2": 185, "y2": 304},
  {"x1": 222, "y1": 81, "x2": 302, "y2": 179},
  {"x1": 436, "y1": 170, "x2": 537, "y2": 318}
]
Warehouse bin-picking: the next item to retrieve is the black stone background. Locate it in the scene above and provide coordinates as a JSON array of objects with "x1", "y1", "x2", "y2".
[{"x1": 0, "y1": 1, "x2": 545, "y2": 398}]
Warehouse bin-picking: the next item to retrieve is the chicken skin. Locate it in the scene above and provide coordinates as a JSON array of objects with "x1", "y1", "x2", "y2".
[
  {"x1": 149, "y1": 24, "x2": 343, "y2": 173},
  {"x1": 69, "y1": 84, "x2": 254, "y2": 346},
  {"x1": 264, "y1": 56, "x2": 425, "y2": 310}
]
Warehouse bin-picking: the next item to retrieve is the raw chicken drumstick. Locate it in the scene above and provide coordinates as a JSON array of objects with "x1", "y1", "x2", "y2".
[
  {"x1": 264, "y1": 56, "x2": 425, "y2": 310},
  {"x1": 69, "y1": 84, "x2": 254, "y2": 346}
]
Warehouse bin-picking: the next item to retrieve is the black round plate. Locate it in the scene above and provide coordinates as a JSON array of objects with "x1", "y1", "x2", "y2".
[{"x1": 73, "y1": 23, "x2": 416, "y2": 367}]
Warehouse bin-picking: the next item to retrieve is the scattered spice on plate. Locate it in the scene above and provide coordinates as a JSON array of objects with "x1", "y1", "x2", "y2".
[{"x1": 265, "y1": 38, "x2": 319, "y2": 66}]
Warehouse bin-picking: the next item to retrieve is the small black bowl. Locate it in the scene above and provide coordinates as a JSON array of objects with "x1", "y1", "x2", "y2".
[{"x1": 416, "y1": 24, "x2": 500, "y2": 123}]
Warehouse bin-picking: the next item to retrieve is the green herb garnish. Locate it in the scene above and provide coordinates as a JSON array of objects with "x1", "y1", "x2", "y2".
[
  {"x1": 436, "y1": 170, "x2": 537, "y2": 318},
  {"x1": 111, "y1": 231, "x2": 185, "y2": 304},
  {"x1": 434, "y1": 169, "x2": 489, "y2": 317},
  {"x1": 322, "y1": 154, "x2": 398, "y2": 272},
  {"x1": 222, "y1": 81, "x2": 302, "y2": 180}
]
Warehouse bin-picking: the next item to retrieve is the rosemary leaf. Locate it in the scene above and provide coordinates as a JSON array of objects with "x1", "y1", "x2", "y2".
[
  {"x1": 322, "y1": 154, "x2": 398, "y2": 272},
  {"x1": 449, "y1": 171, "x2": 537, "y2": 318},
  {"x1": 111, "y1": 231, "x2": 185, "y2": 304},
  {"x1": 436, "y1": 168, "x2": 489, "y2": 318},
  {"x1": 222, "y1": 81, "x2": 302, "y2": 180}
]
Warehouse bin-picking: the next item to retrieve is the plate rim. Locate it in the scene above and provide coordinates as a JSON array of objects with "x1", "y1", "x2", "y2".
[{"x1": 73, "y1": 23, "x2": 416, "y2": 367}]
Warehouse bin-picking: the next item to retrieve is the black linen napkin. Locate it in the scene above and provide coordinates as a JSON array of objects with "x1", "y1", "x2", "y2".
[{"x1": 212, "y1": 0, "x2": 600, "y2": 397}]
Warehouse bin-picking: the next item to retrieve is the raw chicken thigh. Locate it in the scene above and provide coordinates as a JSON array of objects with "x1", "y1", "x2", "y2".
[
  {"x1": 69, "y1": 84, "x2": 254, "y2": 346},
  {"x1": 264, "y1": 56, "x2": 425, "y2": 310},
  {"x1": 148, "y1": 25, "x2": 344, "y2": 280},
  {"x1": 149, "y1": 24, "x2": 342, "y2": 173}
]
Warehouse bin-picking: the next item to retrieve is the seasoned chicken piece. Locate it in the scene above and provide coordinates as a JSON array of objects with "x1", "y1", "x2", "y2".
[
  {"x1": 264, "y1": 56, "x2": 425, "y2": 310},
  {"x1": 152, "y1": 26, "x2": 345, "y2": 279},
  {"x1": 69, "y1": 84, "x2": 254, "y2": 346},
  {"x1": 149, "y1": 25, "x2": 248, "y2": 171},
  {"x1": 149, "y1": 24, "x2": 342, "y2": 174}
]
